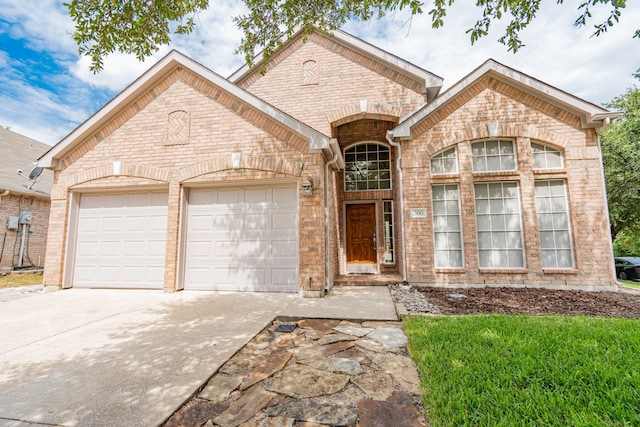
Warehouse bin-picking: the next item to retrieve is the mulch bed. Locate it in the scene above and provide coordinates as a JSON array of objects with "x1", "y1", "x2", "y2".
[{"x1": 414, "y1": 287, "x2": 640, "y2": 318}]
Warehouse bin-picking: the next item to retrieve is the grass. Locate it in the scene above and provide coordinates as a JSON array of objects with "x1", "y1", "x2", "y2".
[
  {"x1": 620, "y1": 279, "x2": 640, "y2": 289},
  {"x1": 405, "y1": 315, "x2": 640, "y2": 426},
  {"x1": 0, "y1": 272, "x2": 43, "y2": 289}
]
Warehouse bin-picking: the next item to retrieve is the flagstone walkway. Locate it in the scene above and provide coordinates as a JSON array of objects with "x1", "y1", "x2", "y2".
[{"x1": 163, "y1": 318, "x2": 427, "y2": 427}]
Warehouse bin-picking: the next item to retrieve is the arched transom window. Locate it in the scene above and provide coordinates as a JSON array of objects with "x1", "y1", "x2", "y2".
[{"x1": 344, "y1": 143, "x2": 391, "y2": 191}]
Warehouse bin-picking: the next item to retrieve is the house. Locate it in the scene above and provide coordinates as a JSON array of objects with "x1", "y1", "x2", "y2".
[
  {"x1": 0, "y1": 128, "x2": 52, "y2": 270},
  {"x1": 38, "y1": 29, "x2": 620, "y2": 294}
]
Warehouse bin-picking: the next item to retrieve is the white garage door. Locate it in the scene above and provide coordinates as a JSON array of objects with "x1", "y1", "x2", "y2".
[
  {"x1": 73, "y1": 192, "x2": 168, "y2": 289},
  {"x1": 184, "y1": 185, "x2": 298, "y2": 292}
]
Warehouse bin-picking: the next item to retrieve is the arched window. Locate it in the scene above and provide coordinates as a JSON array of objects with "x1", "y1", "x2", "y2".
[
  {"x1": 344, "y1": 143, "x2": 391, "y2": 191},
  {"x1": 531, "y1": 142, "x2": 563, "y2": 169},
  {"x1": 430, "y1": 147, "x2": 458, "y2": 175}
]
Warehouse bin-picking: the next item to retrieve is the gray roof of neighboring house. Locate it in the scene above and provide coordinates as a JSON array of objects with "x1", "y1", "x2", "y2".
[{"x1": 0, "y1": 127, "x2": 52, "y2": 198}]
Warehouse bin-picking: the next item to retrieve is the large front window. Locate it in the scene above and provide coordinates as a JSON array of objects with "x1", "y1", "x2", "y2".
[
  {"x1": 432, "y1": 184, "x2": 463, "y2": 268},
  {"x1": 535, "y1": 180, "x2": 574, "y2": 268},
  {"x1": 474, "y1": 182, "x2": 524, "y2": 268},
  {"x1": 344, "y1": 143, "x2": 391, "y2": 191}
]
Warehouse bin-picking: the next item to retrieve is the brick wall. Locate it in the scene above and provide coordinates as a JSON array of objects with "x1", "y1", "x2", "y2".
[
  {"x1": 401, "y1": 83, "x2": 614, "y2": 288},
  {"x1": 43, "y1": 69, "x2": 327, "y2": 292},
  {"x1": 0, "y1": 194, "x2": 49, "y2": 269},
  {"x1": 238, "y1": 34, "x2": 426, "y2": 137}
]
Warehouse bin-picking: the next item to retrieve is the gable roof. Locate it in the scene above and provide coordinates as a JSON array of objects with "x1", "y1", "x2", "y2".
[
  {"x1": 0, "y1": 128, "x2": 52, "y2": 198},
  {"x1": 228, "y1": 28, "x2": 444, "y2": 102},
  {"x1": 38, "y1": 50, "x2": 343, "y2": 170},
  {"x1": 392, "y1": 59, "x2": 622, "y2": 139}
]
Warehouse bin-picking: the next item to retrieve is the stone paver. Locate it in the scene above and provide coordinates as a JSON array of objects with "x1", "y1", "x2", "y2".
[
  {"x1": 266, "y1": 400, "x2": 357, "y2": 426},
  {"x1": 373, "y1": 353, "x2": 423, "y2": 396},
  {"x1": 357, "y1": 390, "x2": 428, "y2": 427},
  {"x1": 212, "y1": 385, "x2": 274, "y2": 427},
  {"x1": 163, "y1": 318, "x2": 426, "y2": 426}
]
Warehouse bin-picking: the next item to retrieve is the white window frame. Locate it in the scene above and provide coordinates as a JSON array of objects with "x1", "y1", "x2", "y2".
[
  {"x1": 474, "y1": 181, "x2": 525, "y2": 268},
  {"x1": 430, "y1": 147, "x2": 458, "y2": 175},
  {"x1": 344, "y1": 143, "x2": 392, "y2": 192},
  {"x1": 531, "y1": 142, "x2": 563, "y2": 170},
  {"x1": 472, "y1": 139, "x2": 517, "y2": 172},
  {"x1": 432, "y1": 184, "x2": 464, "y2": 268},
  {"x1": 535, "y1": 180, "x2": 574, "y2": 269}
]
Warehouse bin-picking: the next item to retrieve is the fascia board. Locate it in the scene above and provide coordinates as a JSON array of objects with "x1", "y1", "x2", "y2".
[{"x1": 39, "y1": 51, "x2": 330, "y2": 168}]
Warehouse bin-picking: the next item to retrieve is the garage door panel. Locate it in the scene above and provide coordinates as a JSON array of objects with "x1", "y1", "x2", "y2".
[
  {"x1": 273, "y1": 186, "x2": 296, "y2": 203},
  {"x1": 184, "y1": 185, "x2": 298, "y2": 292},
  {"x1": 218, "y1": 188, "x2": 243, "y2": 204},
  {"x1": 73, "y1": 192, "x2": 168, "y2": 289},
  {"x1": 245, "y1": 187, "x2": 269, "y2": 203},
  {"x1": 272, "y1": 241, "x2": 297, "y2": 257}
]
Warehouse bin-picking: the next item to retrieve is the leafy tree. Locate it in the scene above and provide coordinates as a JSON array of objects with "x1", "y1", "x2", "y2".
[
  {"x1": 612, "y1": 229, "x2": 640, "y2": 257},
  {"x1": 601, "y1": 84, "x2": 640, "y2": 242},
  {"x1": 65, "y1": 0, "x2": 638, "y2": 72}
]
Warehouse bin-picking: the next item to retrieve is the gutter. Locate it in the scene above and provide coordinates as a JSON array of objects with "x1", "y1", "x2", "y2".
[{"x1": 385, "y1": 131, "x2": 408, "y2": 284}]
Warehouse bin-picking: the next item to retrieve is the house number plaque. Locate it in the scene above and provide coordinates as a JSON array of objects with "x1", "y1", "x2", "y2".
[{"x1": 410, "y1": 208, "x2": 427, "y2": 218}]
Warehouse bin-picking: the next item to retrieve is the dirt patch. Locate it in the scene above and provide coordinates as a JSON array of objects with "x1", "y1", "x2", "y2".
[{"x1": 391, "y1": 286, "x2": 640, "y2": 319}]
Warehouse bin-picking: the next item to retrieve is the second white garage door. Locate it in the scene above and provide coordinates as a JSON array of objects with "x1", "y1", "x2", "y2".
[{"x1": 183, "y1": 185, "x2": 299, "y2": 292}]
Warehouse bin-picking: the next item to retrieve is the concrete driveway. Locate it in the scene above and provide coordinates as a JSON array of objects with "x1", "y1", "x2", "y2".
[{"x1": 0, "y1": 287, "x2": 397, "y2": 427}]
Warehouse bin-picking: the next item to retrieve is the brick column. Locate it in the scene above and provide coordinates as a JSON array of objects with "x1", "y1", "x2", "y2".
[{"x1": 163, "y1": 180, "x2": 182, "y2": 292}]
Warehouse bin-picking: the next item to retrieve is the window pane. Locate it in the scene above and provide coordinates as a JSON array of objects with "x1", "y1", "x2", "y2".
[
  {"x1": 501, "y1": 155, "x2": 516, "y2": 170},
  {"x1": 476, "y1": 215, "x2": 491, "y2": 231},
  {"x1": 472, "y1": 157, "x2": 486, "y2": 172},
  {"x1": 445, "y1": 200, "x2": 459, "y2": 214},
  {"x1": 508, "y1": 250, "x2": 524, "y2": 268}
]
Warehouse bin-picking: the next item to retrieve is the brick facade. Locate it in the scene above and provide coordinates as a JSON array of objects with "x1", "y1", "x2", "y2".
[{"x1": 41, "y1": 30, "x2": 617, "y2": 293}]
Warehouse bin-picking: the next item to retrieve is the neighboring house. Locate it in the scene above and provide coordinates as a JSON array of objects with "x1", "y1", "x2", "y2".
[
  {"x1": 38, "y1": 29, "x2": 620, "y2": 294},
  {"x1": 0, "y1": 128, "x2": 52, "y2": 270}
]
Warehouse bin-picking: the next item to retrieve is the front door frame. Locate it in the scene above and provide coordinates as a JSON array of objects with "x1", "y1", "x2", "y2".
[{"x1": 344, "y1": 201, "x2": 379, "y2": 274}]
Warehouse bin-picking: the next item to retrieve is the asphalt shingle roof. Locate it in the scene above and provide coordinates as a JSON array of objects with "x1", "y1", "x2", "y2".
[{"x1": 0, "y1": 128, "x2": 52, "y2": 198}]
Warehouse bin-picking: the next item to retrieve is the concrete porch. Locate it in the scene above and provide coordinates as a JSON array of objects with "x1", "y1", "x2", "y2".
[{"x1": 333, "y1": 272, "x2": 403, "y2": 286}]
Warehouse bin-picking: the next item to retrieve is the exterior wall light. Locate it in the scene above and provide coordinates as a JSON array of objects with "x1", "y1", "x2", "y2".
[{"x1": 302, "y1": 178, "x2": 313, "y2": 196}]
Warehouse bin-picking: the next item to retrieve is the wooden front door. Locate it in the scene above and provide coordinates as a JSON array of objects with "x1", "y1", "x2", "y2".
[{"x1": 346, "y1": 204, "x2": 377, "y2": 270}]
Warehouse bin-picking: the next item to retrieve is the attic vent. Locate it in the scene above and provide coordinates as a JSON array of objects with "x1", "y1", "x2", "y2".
[
  {"x1": 166, "y1": 110, "x2": 190, "y2": 146},
  {"x1": 302, "y1": 60, "x2": 319, "y2": 86}
]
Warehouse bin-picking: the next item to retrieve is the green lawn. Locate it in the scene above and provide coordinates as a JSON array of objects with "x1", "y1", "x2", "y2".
[
  {"x1": 620, "y1": 279, "x2": 640, "y2": 289},
  {"x1": 405, "y1": 315, "x2": 640, "y2": 426}
]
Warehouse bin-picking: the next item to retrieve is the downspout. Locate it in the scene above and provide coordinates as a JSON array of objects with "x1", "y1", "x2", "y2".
[
  {"x1": 596, "y1": 117, "x2": 620, "y2": 287},
  {"x1": 325, "y1": 153, "x2": 339, "y2": 293},
  {"x1": 0, "y1": 190, "x2": 7, "y2": 265},
  {"x1": 386, "y1": 131, "x2": 408, "y2": 284}
]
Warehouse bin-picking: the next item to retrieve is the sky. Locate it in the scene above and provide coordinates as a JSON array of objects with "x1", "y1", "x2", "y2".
[{"x1": 1, "y1": 0, "x2": 639, "y2": 146}]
